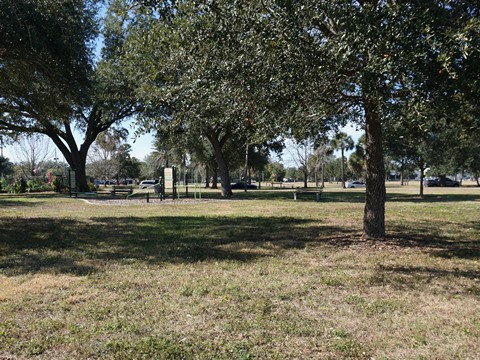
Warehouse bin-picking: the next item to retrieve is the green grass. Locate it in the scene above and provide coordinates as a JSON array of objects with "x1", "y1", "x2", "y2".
[{"x1": 0, "y1": 182, "x2": 479, "y2": 359}]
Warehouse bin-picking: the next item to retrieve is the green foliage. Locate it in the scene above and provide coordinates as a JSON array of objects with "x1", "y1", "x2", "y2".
[
  {"x1": 13, "y1": 177, "x2": 27, "y2": 194},
  {"x1": 0, "y1": 176, "x2": 10, "y2": 192},
  {"x1": 0, "y1": 0, "x2": 97, "y2": 119},
  {"x1": 51, "y1": 177, "x2": 62, "y2": 193},
  {"x1": 0, "y1": 1, "x2": 142, "y2": 192},
  {"x1": 265, "y1": 162, "x2": 285, "y2": 182},
  {"x1": 0, "y1": 156, "x2": 14, "y2": 179},
  {"x1": 26, "y1": 178, "x2": 49, "y2": 192},
  {"x1": 285, "y1": 167, "x2": 303, "y2": 181},
  {"x1": 88, "y1": 130, "x2": 140, "y2": 182},
  {"x1": 87, "y1": 182, "x2": 97, "y2": 192}
]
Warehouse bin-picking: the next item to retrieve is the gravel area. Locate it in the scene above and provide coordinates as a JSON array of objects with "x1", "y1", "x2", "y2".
[{"x1": 78, "y1": 197, "x2": 233, "y2": 206}]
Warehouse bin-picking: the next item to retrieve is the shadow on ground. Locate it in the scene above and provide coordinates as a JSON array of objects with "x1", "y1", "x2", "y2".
[
  {"x1": 1, "y1": 211, "x2": 478, "y2": 278},
  {"x1": 0, "y1": 215, "x2": 353, "y2": 276},
  {"x1": 227, "y1": 189, "x2": 480, "y2": 203}
]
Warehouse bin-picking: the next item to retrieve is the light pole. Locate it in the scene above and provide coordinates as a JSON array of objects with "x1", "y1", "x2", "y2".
[{"x1": 53, "y1": 149, "x2": 59, "y2": 172}]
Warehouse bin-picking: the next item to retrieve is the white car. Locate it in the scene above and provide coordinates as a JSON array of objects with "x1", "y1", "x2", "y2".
[
  {"x1": 345, "y1": 181, "x2": 366, "y2": 188},
  {"x1": 139, "y1": 180, "x2": 158, "y2": 189}
]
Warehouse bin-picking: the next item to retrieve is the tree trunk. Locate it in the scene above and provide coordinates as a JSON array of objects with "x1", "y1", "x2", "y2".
[
  {"x1": 363, "y1": 101, "x2": 386, "y2": 239},
  {"x1": 244, "y1": 141, "x2": 249, "y2": 192},
  {"x1": 321, "y1": 162, "x2": 325, "y2": 188},
  {"x1": 205, "y1": 166, "x2": 210, "y2": 188},
  {"x1": 208, "y1": 134, "x2": 232, "y2": 197},
  {"x1": 400, "y1": 160, "x2": 405, "y2": 186},
  {"x1": 66, "y1": 150, "x2": 88, "y2": 192},
  {"x1": 419, "y1": 166, "x2": 425, "y2": 198},
  {"x1": 341, "y1": 147, "x2": 346, "y2": 188},
  {"x1": 212, "y1": 168, "x2": 218, "y2": 189}
]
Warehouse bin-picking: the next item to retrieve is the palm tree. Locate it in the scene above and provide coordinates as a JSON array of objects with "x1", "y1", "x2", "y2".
[
  {"x1": 331, "y1": 132, "x2": 354, "y2": 188},
  {"x1": 310, "y1": 141, "x2": 334, "y2": 188}
]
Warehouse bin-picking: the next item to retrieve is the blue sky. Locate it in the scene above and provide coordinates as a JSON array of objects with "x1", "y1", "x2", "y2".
[{"x1": 2, "y1": 122, "x2": 362, "y2": 165}]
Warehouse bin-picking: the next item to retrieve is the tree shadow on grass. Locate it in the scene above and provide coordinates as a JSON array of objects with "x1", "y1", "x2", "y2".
[
  {"x1": 223, "y1": 190, "x2": 480, "y2": 204},
  {"x1": 385, "y1": 219, "x2": 480, "y2": 261},
  {"x1": 1, "y1": 212, "x2": 478, "y2": 280},
  {"x1": 387, "y1": 193, "x2": 480, "y2": 203},
  {"x1": 377, "y1": 264, "x2": 480, "y2": 281},
  {"x1": 0, "y1": 215, "x2": 351, "y2": 276},
  {"x1": 0, "y1": 197, "x2": 51, "y2": 208}
]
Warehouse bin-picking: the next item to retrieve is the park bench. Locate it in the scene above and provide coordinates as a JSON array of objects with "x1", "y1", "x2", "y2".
[
  {"x1": 110, "y1": 185, "x2": 133, "y2": 196},
  {"x1": 293, "y1": 188, "x2": 323, "y2": 202}
]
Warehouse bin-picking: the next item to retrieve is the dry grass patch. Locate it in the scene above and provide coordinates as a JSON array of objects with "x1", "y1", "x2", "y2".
[{"x1": 0, "y1": 186, "x2": 479, "y2": 359}]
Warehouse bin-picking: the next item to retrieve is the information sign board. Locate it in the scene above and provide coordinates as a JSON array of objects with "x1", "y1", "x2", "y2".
[{"x1": 164, "y1": 167, "x2": 174, "y2": 189}]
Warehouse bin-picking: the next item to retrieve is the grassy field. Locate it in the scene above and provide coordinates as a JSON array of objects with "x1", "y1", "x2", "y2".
[{"x1": 1, "y1": 182, "x2": 479, "y2": 359}]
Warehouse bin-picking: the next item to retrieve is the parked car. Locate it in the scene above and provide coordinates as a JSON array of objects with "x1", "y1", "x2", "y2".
[
  {"x1": 423, "y1": 177, "x2": 460, "y2": 187},
  {"x1": 139, "y1": 179, "x2": 158, "y2": 189},
  {"x1": 424, "y1": 178, "x2": 439, "y2": 187},
  {"x1": 423, "y1": 178, "x2": 438, "y2": 187},
  {"x1": 345, "y1": 181, "x2": 366, "y2": 188},
  {"x1": 231, "y1": 182, "x2": 258, "y2": 189}
]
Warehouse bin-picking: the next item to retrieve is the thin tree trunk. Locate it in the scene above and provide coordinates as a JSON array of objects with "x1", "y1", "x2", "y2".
[
  {"x1": 363, "y1": 100, "x2": 386, "y2": 239},
  {"x1": 321, "y1": 161, "x2": 325, "y2": 188},
  {"x1": 244, "y1": 141, "x2": 249, "y2": 192},
  {"x1": 205, "y1": 166, "x2": 210, "y2": 188},
  {"x1": 212, "y1": 168, "x2": 218, "y2": 189},
  {"x1": 341, "y1": 147, "x2": 346, "y2": 188},
  {"x1": 419, "y1": 166, "x2": 425, "y2": 198},
  {"x1": 208, "y1": 135, "x2": 232, "y2": 197}
]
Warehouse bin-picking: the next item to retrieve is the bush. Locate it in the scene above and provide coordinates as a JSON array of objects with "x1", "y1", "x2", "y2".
[
  {"x1": 14, "y1": 177, "x2": 27, "y2": 193},
  {"x1": 51, "y1": 177, "x2": 63, "y2": 193},
  {"x1": 0, "y1": 177, "x2": 5, "y2": 192},
  {"x1": 87, "y1": 182, "x2": 97, "y2": 192},
  {"x1": 26, "y1": 178, "x2": 50, "y2": 192},
  {"x1": 1, "y1": 176, "x2": 14, "y2": 193}
]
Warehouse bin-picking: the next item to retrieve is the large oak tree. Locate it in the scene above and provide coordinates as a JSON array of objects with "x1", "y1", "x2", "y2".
[
  {"x1": 110, "y1": 0, "x2": 477, "y2": 238},
  {"x1": 0, "y1": 0, "x2": 140, "y2": 191}
]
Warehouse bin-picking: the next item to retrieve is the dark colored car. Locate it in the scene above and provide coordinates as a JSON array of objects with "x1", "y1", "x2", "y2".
[
  {"x1": 231, "y1": 182, "x2": 258, "y2": 189},
  {"x1": 423, "y1": 178, "x2": 438, "y2": 187},
  {"x1": 423, "y1": 177, "x2": 460, "y2": 187}
]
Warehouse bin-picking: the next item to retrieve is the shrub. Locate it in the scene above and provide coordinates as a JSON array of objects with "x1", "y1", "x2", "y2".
[
  {"x1": 27, "y1": 178, "x2": 49, "y2": 192},
  {"x1": 14, "y1": 177, "x2": 27, "y2": 193},
  {"x1": 87, "y1": 182, "x2": 97, "y2": 192},
  {"x1": 51, "y1": 177, "x2": 63, "y2": 193}
]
